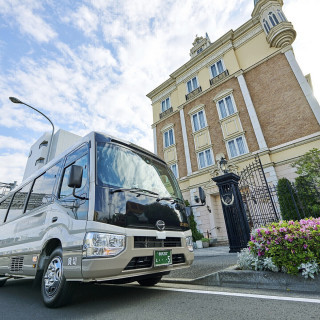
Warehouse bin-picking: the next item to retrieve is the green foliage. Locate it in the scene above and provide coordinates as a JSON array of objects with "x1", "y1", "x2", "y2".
[
  {"x1": 277, "y1": 178, "x2": 300, "y2": 221},
  {"x1": 295, "y1": 176, "x2": 320, "y2": 218},
  {"x1": 188, "y1": 212, "x2": 203, "y2": 242},
  {"x1": 292, "y1": 148, "x2": 320, "y2": 188},
  {"x1": 249, "y1": 219, "x2": 320, "y2": 277},
  {"x1": 201, "y1": 237, "x2": 210, "y2": 243}
]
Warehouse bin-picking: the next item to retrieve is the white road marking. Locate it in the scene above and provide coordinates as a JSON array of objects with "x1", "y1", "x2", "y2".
[{"x1": 141, "y1": 286, "x2": 320, "y2": 304}]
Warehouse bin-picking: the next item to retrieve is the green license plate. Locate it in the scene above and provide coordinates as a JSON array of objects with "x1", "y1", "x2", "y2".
[{"x1": 154, "y1": 250, "x2": 172, "y2": 267}]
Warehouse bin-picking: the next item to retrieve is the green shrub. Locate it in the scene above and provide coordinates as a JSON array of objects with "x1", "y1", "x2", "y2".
[
  {"x1": 201, "y1": 238, "x2": 210, "y2": 243},
  {"x1": 277, "y1": 178, "x2": 300, "y2": 221},
  {"x1": 188, "y1": 211, "x2": 203, "y2": 242}
]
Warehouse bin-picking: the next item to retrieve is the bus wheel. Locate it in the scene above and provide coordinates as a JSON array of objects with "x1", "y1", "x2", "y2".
[
  {"x1": 41, "y1": 247, "x2": 73, "y2": 308},
  {"x1": 0, "y1": 277, "x2": 7, "y2": 287},
  {"x1": 137, "y1": 276, "x2": 162, "y2": 286}
]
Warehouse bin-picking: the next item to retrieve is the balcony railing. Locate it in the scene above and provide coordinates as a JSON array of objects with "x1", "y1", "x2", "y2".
[
  {"x1": 185, "y1": 86, "x2": 202, "y2": 101},
  {"x1": 210, "y1": 70, "x2": 229, "y2": 86},
  {"x1": 159, "y1": 106, "x2": 173, "y2": 119}
]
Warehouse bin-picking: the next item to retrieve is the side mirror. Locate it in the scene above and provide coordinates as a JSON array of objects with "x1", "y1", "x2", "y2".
[
  {"x1": 199, "y1": 187, "x2": 206, "y2": 205},
  {"x1": 68, "y1": 165, "x2": 83, "y2": 189}
]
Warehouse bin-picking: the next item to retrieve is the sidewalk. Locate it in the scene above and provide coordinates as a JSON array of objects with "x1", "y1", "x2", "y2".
[{"x1": 162, "y1": 246, "x2": 320, "y2": 293}]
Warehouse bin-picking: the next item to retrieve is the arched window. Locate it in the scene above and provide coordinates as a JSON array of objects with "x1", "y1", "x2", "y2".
[
  {"x1": 269, "y1": 12, "x2": 279, "y2": 27},
  {"x1": 277, "y1": 9, "x2": 286, "y2": 22},
  {"x1": 263, "y1": 19, "x2": 271, "y2": 34}
]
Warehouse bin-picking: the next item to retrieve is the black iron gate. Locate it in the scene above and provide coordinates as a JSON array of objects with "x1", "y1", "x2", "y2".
[{"x1": 239, "y1": 156, "x2": 280, "y2": 229}]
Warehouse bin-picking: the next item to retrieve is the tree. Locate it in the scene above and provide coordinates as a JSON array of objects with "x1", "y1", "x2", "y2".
[
  {"x1": 277, "y1": 178, "x2": 301, "y2": 221},
  {"x1": 291, "y1": 148, "x2": 320, "y2": 188},
  {"x1": 185, "y1": 200, "x2": 203, "y2": 241}
]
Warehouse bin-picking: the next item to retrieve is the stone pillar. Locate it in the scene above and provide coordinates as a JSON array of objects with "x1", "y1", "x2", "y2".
[{"x1": 212, "y1": 173, "x2": 250, "y2": 252}]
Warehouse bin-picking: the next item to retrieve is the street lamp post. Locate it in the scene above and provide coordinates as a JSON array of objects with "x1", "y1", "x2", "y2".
[{"x1": 9, "y1": 97, "x2": 55, "y2": 165}]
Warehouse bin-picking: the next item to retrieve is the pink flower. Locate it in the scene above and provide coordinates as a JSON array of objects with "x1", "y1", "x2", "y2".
[{"x1": 303, "y1": 244, "x2": 308, "y2": 249}]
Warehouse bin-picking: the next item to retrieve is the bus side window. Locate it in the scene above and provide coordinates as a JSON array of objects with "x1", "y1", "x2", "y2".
[
  {"x1": 0, "y1": 195, "x2": 13, "y2": 224},
  {"x1": 5, "y1": 182, "x2": 32, "y2": 223},
  {"x1": 25, "y1": 160, "x2": 62, "y2": 213},
  {"x1": 59, "y1": 154, "x2": 88, "y2": 199}
]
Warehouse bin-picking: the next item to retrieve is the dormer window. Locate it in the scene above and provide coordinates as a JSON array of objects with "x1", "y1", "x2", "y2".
[
  {"x1": 268, "y1": 12, "x2": 279, "y2": 27},
  {"x1": 197, "y1": 47, "x2": 203, "y2": 55}
]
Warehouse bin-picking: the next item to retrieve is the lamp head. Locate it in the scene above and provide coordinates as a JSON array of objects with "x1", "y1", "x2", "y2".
[
  {"x1": 9, "y1": 97, "x2": 23, "y2": 104},
  {"x1": 219, "y1": 157, "x2": 228, "y2": 174}
]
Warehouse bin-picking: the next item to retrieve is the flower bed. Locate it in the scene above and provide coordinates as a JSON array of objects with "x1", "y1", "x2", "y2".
[{"x1": 238, "y1": 218, "x2": 320, "y2": 279}]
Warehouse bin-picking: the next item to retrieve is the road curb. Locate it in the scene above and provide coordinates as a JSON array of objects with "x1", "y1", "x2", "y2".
[{"x1": 161, "y1": 267, "x2": 320, "y2": 292}]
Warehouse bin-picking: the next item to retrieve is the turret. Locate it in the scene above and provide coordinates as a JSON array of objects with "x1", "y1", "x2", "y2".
[{"x1": 252, "y1": 0, "x2": 296, "y2": 48}]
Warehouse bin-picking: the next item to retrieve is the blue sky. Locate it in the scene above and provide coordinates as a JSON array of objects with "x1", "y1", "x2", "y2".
[{"x1": 0, "y1": 0, "x2": 319, "y2": 184}]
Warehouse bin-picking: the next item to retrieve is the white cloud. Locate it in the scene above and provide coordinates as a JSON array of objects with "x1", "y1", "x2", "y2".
[
  {"x1": 0, "y1": 0, "x2": 56, "y2": 43},
  {"x1": 0, "y1": 136, "x2": 30, "y2": 152},
  {"x1": 0, "y1": 153, "x2": 27, "y2": 184}
]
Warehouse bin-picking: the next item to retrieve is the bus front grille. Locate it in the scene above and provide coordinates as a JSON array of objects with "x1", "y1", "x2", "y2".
[
  {"x1": 134, "y1": 237, "x2": 181, "y2": 248},
  {"x1": 10, "y1": 257, "x2": 24, "y2": 272}
]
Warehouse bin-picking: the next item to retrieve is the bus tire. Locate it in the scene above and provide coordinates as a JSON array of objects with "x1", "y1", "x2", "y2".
[
  {"x1": 41, "y1": 247, "x2": 73, "y2": 308},
  {"x1": 137, "y1": 276, "x2": 162, "y2": 286}
]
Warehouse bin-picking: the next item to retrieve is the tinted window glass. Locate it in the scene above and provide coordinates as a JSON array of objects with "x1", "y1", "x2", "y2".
[
  {"x1": 0, "y1": 195, "x2": 13, "y2": 224},
  {"x1": 60, "y1": 154, "x2": 88, "y2": 198},
  {"x1": 6, "y1": 182, "x2": 32, "y2": 223},
  {"x1": 26, "y1": 161, "x2": 61, "y2": 212},
  {"x1": 65, "y1": 144, "x2": 88, "y2": 166}
]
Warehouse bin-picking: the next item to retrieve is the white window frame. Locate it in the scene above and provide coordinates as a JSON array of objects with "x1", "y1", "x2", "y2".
[
  {"x1": 226, "y1": 135, "x2": 249, "y2": 159},
  {"x1": 197, "y1": 148, "x2": 214, "y2": 169},
  {"x1": 209, "y1": 59, "x2": 226, "y2": 79},
  {"x1": 186, "y1": 76, "x2": 199, "y2": 93},
  {"x1": 170, "y1": 163, "x2": 179, "y2": 179},
  {"x1": 191, "y1": 109, "x2": 207, "y2": 132},
  {"x1": 216, "y1": 94, "x2": 237, "y2": 120},
  {"x1": 161, "y1": 97, "x2": 171, "y2": 113},
  {"x1": 163, "y1": 128, "x2": 175, "y2": 149}
]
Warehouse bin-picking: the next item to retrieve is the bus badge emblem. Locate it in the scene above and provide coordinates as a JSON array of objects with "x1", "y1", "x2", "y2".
[{"x1": 156, "y1": 220, "x2": 165, "y2": 231}]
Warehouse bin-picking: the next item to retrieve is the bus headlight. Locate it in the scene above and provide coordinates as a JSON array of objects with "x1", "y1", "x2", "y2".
[
  {"x1": 83, "y1": 232, "x2": 126, "y2": 258},
  {"x1": 186, "y1": 236, "x2": 193, "y2": 252}
]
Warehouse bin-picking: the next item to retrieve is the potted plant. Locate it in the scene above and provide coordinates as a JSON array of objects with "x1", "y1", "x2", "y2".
[
  {"x1": 201, "y1": 238, "x2": 210, "y2": 248},
  {"x1": 209, "y1": 238, "x2": 218, "y2": 247}
]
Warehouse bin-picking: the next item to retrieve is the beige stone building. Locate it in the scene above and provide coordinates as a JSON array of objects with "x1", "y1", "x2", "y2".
[{"x1": 147, "y1": 0, "x2": 320, "y2": 242}]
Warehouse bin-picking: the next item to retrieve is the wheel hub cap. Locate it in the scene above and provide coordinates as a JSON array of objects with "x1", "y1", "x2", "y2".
[{"x1": 44, "y1": 256, "x2": 63, "y2": 297}]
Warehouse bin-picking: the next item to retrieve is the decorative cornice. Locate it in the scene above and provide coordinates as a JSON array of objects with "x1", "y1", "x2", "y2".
[
  {"x1": 188, "y1": 104, "x2": 205, "y2": 116},
  {"x1": 233, "y1": 25, "x2": 263, "y2": 49},
  {"x1": 176, "y1": 42, "x2": 233, "y2": 85},
  {"x1": 150, "y1": 84, "x2": 177, "y2": 104}
]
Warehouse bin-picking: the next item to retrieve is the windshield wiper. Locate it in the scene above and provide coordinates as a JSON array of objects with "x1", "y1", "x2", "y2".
[
  {"x1": 156, "y1": 196, "x2": 180, "y2": 204},
  {"x1": 110, "y1": 187, "x2": 159, "y2": 197}
]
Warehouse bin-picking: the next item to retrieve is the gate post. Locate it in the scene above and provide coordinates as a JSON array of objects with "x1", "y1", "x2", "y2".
[{"x1": 212, "y1": 172, "x2": 250, "y2": 253}]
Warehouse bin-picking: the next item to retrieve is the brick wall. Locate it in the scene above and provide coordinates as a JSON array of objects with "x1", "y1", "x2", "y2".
[{"x1": 244, "y1": 53, "x2": 320, "y2": 148}]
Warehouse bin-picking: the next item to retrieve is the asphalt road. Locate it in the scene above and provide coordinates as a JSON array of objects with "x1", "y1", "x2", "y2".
[{"x1": 1, "y1": 279, "x2": 320, "y2": 320}]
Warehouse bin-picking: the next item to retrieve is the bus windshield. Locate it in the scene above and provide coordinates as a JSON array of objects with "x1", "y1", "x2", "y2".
[{"x1": 96, "y1": 142, "x2": 183, "y2": 200}]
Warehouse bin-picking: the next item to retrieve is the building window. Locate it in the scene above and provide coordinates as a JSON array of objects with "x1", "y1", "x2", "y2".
[
  {"x1": 163, "y1": 128, "x2": 174, "y2": 148},
  {"x1": 161, "y1": 97, "x2": 171, "y2": 112},
  {"x1": 39, "y1": 140, "x2": 48, "y2": 148},
  {"x1": 218, "y1": 95, "x2": 236, "y2": 119},
  {"x1": 170, "y1": 164, "x2": 179, "y2": 179},
  {"x1": 192, "y1": 110, "x2": 207, "y2": 132},
  {"x1": 197, "y1": 149, "x2": 214, "y2": 169},
  {"x1": 210, "y1": 60, "x2": 224, "y2": 78},
  {"x1": 187, "y1": 77, "x2": 199, "y2": 93},
  {"x1": 263, "y1": 19, "x2": 271, "y2": 34},
  {"x1": 268, "y1": 12, "x2": 279, "y2": 27},
  {"x1": 227, "y1": 136, "x2": 248, "y2": 158},
  {"x1": 35, "y1": 157, "x2": 45, "y2": 166},
  {"x1": 196, "y1": 47, "x2": 203, "y2": 55},
  {"x1": 277, "y1": 9, "x2": 286, "y2": 22}
]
